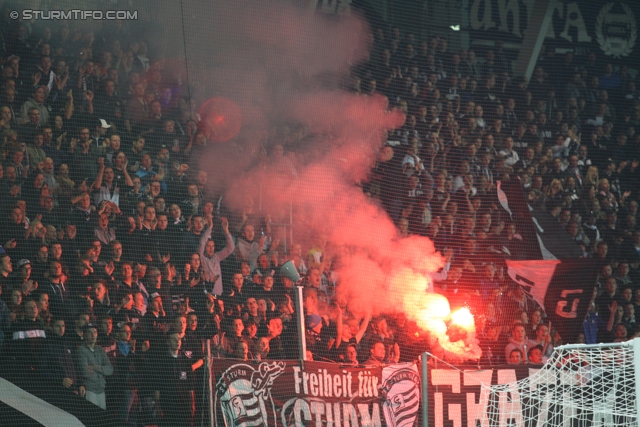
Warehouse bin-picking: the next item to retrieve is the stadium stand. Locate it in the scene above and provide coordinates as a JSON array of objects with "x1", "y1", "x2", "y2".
[{"x1": 0, "y1": 0, "x2": 639, "y2": 426}]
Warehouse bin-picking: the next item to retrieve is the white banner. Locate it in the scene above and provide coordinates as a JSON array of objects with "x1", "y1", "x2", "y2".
[{"x1": 506, "y1": 259, "x2": 560, "y2": 312}]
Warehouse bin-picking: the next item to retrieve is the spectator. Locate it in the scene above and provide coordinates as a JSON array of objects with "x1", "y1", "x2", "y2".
[
  {"x1": 364, "y1": 335, "x2": 400, "y2": 366},
  {"x1": 109, "y1": 321, "x2": 143, "y2": 425},
  {"x1": 235, "y1": 224, "x2": 265, "y2": 272},
  {"x1": 508, "y1": 348, "x2": 523, "y2": 365},
  {"x1": 220, "y1": 317, "x2": 246, "y2": 357},
  {"x1": 93, "y1": 156, "x2": 133, "y2": 207},
  {"x1": 140, "y1": 292, "x2": 170, "y2": 350},
  {"x1": 599, "y1": 63, "x2": 620, "y2": 91},
  {"x1": 33, "y1": 289, "x2": 52, "y2": 328},
  {"x1": 499, "y1": 137, "x2": 519, "y2": 167},
  {"x1": 92, "y1": 281, "x2": 111, "y2": 318},
  {"x1": 613, "y1": 323, "x2": 629, "y2": 342},
  {"x1": 527, "y1": 345, "x2": 543, "y2": 364},
  {"x1": 198, "y1": 217, "x2": 234, "y2": 296},
  {"x1": 479, "y1": 321, "x2": 507, "y2": 365},
  {"x1": 254, "y1": 336, "x2": 271, "y2": 360},
  {"x1": 117, "y1": 262, "x2": 148, "y2": 309},
  {"x1": 341, "y1": 343, "x2": 359, "y2": 366},
  {"x1": 20, "y1": 86, "x2": 49, "y2": 126},
  {"x1": 5, "y1": 148, "x2": 29, "y2": 181},
  {"x1": 504, "y1": 322, "x2": 536, "y2": 363},
  {"x1": 262, "y1": 316, "x2": 283, "y2": 358},
  {"x1": 40, "y1": 317, "x2": 84, "y2": 395},
  {"x1": 183, "y1": 313, "x2": 206, "y2": 368},
  {"x1": 75, "y1": 321, "x2": 113, "y2": 410},
  {"x1": 94, "y1": 212, "x2": 117, "y2": 246},
  {"x1": 124, "y1": 83, "x2": 147, "y2": 134},
  {"x1": 5, "y1": 297, "x2": 46, "y2": 370},
  {"x1": 26, "y1": 132, "x2": 48, "y2": 170},
  {"x1": 94, "y1": 80, "x2": 122, "y2": 129},
  {"x1": 621, "y1": 303, "x2": 638, "y2": 336},
  {"x1": 529, "y1": 324, "x2": 554, "y2": 363},
  {"x1": 70, "y1": 127, "x2": 101, "y2": 182},
  {"x1": 10, "y1": 258, "x2": 38, "y2": 299},
  {"x1": 108, "y1": 290, "x2": 136, "y2": 327}
]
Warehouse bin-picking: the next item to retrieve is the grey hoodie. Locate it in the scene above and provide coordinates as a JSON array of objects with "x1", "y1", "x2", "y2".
[{"x1": 76, "y1": 344, "x2": 113, "y2": 393}]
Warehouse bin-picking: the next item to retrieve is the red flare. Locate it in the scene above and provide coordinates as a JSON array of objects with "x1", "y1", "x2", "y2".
[{"x1": 199, "y1": 97, "x2": 242, "y2": 142}]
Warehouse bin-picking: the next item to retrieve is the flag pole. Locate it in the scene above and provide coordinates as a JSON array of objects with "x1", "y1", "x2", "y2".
[{"x1": 421, "y1": 352, "x2": 429, "y2": 427}]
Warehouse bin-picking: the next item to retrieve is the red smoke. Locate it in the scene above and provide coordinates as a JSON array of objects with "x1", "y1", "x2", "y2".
[
  {"x1": 200, "y1": 97, "x2": 243, "y2": 142},
  {"x1": 166, "y1": 0, "x2": 480, "y2": 360}
]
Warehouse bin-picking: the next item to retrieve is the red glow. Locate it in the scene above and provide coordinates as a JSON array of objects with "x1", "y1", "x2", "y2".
[
  {"x1": 420, "y1": 293, "x2": 451, "y2": 321},
  {"x1": 199, "y1": 97, "x2": 242, "y2": 142},
  {"x1": 401, "y1": 283, "x2": 481, "y2": 362},
  {"x1": 451, "y1": 308, "x2": 475, "y2": 330}
]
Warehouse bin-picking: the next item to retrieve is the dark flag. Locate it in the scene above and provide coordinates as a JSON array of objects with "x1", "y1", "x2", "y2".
[
  {"x1": 497, "y1": 179, "x2": 583, "y2": 260},
  {"x1": 506, "y1": 259, "x2": 602, "y2": 342},
  {"x1": 0, "y1": 376, "x2": 101, "y2": 427}
]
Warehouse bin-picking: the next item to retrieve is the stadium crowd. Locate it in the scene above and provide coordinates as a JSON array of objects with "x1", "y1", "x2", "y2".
[
  {"x1": 0, "y1": 10, "x2": 639, "y2": 427},
  {"x1": 358, "y1": 30, "x2": 640, "y2": 360}
]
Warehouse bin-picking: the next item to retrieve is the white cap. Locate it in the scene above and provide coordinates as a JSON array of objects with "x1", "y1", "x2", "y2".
[{"x1": 98, "y1": 119, "x2": 111, "y2": 128}]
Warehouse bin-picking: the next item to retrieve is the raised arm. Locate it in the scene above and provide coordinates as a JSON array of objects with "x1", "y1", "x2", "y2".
[
  {"x1": 122, "y1": 158, "x2": 133, "y2": 186},
  {"x1": 215, "y1": 218, "x2": 235, "y2": 261},
  {"x1": 64, "y1": 90, "x2": 74, "y2": 120},
  {"x1": 333, "y1": 304, "x2": 344, "y2": 349},
  {"x1": 355, "y1": 309, "x2": 372, "y2": 344},
  {"x1": 86, "y1": 90, "x2": 94, "y2": 114},
  {"x1": 93, "y1": 157, "x2": 105, "y2": 190},
  {"x1": 199, "y1": 224, "x2": 213, "y2": 256}
]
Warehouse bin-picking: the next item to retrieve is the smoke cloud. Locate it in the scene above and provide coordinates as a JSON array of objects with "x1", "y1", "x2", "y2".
[{"x1": 157, "y1": 0, "x2": 459, "y2": 342}]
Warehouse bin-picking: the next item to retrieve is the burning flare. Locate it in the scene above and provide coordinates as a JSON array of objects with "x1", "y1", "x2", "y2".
[{"x1": 408, "y1": 282, "x2": 482, "y2": 363}]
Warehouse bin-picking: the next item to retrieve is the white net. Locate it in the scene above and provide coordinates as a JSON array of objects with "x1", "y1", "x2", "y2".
[{"x1": 479, "y1": 340, "x2": 639, "y2": 427}]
